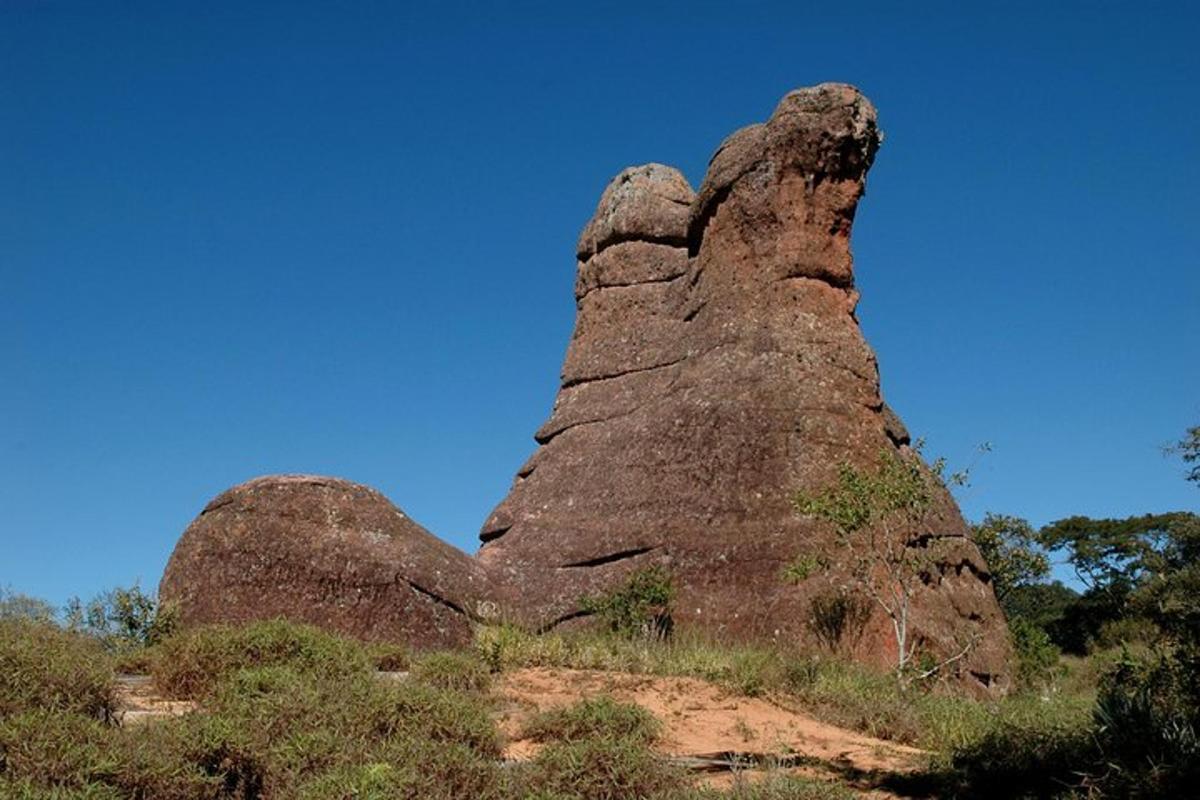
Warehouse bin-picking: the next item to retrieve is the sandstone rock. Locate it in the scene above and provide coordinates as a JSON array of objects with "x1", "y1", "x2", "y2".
[
  {"x1": 478, "y1": 83, "x2": 1012, "y2": 689},
  {"x1": 160, "y1": 84, "x2": 1012, "y2": 690},
  {"x1": 159, "y1": 475, "x2": 489, "y2": 647}
]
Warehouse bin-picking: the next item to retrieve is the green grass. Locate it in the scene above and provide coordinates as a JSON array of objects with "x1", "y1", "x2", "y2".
[
  {"x1": 0, "y1": 619, "x2": 116, "y2": 718},
  {"x1": 523, "y1": 697, "x2": 660, "y2": 744},
  {"x1": 1, "y1": 616, "x2": 1112, "y2": 799},
  {"x1": 409, "y1": 650, "x2": 492, "y2": 693},
  {"x1": 149, "y1": 618, "x2": 374, "y2": 699}
]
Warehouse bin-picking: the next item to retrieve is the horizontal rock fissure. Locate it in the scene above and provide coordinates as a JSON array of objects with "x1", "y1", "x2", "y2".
[
  {"x1": 561, "y1": 353, "x2": 690, "y2": 390},
  {"x1": 577, "y1": 272, "x2": 686, "y2": 301},
  {"x1": 535, "y1": 402, "x2": 650, "y2": 445},
  {"x1": 404, "y1": 579, "x2": 472, "y2": 619},
  {"x1": 536, "y1": 609, "x2": 593, "y2": 634},
  {"x1": 559, "y1": 545, "x2": 660, "y2": 568},
  {"x1": 588, "y1": 231, "x2": 688, "y2": 259}
]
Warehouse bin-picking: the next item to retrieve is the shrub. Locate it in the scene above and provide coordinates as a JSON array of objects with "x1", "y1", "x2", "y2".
[
  {"x1": 0, "y1": 619, "x2": 115, "y2": 717},
  {"x1": 580, "y1": 566, "x2": 675, "y2": 639},
  {"x1": 410, "y1": 650, "x2": 491, "y2": 693},
  {"x1": 0, "y1": 711, "x2": 116, "y2": 790},
  {"x1": 365, "y1": 641, "x2": 409, "y2": 671},
  {"x1": 64, "y1": 584, "x2": 177, "y2": 653},
  {"x1": 150, "y1": 619, "x2": 372, "y2": 698},
  {"x1": 1092, "y1": 647, "x2": 1200, "y2": 796},
  {"x1": 521, "y1": 734, "x2": 683, "y2": 800},
  {"x1": 523, "y1": 697, "x2": 660, "y2": 744},
  {"x1": 0, "y1": 587, "x2": 57, "y2": 624},
  {"x1": 937, "y1": 719, "x2": 1096, "y2": 799},
  {"x1": 807, "y1": 590, "x2": 871, "y2": 652},
  {"x1": 1009, "y1": 617, "x2": 1064, "y2": 689}
]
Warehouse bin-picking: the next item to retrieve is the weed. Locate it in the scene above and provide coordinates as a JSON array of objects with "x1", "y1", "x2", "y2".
[
  {"x1": 523, "y1": 696, "x2": 660, "y2": 744},
  {"x1": 149, "y1": 619, "x2": 372, "y2": 699},
  {"x1": 0, "y1": 619, "x2": 115, "y2": 717},
  {"x1": 410, "y1": 650, "x2": 491, "y2": 693}
]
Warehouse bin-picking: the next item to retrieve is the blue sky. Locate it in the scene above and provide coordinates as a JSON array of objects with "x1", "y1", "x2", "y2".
[{"x1": 3, "y1": 1, "x2": 1197, "y2": 606}]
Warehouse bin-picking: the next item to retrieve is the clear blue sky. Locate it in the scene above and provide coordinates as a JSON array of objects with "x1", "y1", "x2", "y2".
[{"x1": 3, "y1": 1, "x2": 1197, "y2": 606}]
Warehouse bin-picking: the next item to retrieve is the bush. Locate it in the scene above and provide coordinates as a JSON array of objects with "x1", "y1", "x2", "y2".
[
  {"x1": 365, "y1": 641, "x2": 409, "y2": 672},
  {"x1": 523, "y1": 697, "x2": 660, "y2": 744},
  {"x1": 64, "y1": 584, "x2": 177, "y2": 654},
  {"x1": 410, "y1": 650, "x2": 491, "y2": 693},
  {"x1": 150, "y1": 619, "x2": 373, "y2": 699},
  {"x1": 0, "y1": 619, "x2": 115, "y2": 717},
  {"x1": 580, "y1": 566, "x2": 675, "y2": 639},
  {"x1": 0, "y1": 587, "x2": 57, "y2": 624},
  {"x1": 807, "y1": 590, "x2": 870, "y2": 652},
  {"x1": 0, "y1": 711, "x2": 116, "y2": 790},
  {"x1": 521, "y1": 735, "x2": 683, "y2": 800},
  {"x1": 1009, "y1": 617, "x2": 1063, "y2": 689},
  {"x1": 1093, "y1": 647, "x2": 1200, "y2": 796},
  {"x1": 937, "y1": 718, "x2": 1096, "y2": 799}
]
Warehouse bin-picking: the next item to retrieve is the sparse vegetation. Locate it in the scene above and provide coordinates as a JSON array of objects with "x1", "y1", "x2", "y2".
[
  {"x1": 523, "y1": 696, "x2": 660, "y2": 744},
  {"x1": 580, "y1": 565, "x2": 676, "y2": 639},
  {"x1": 793, "y1": 450, "x2": 971, "y2": 681},
  {"x1": 65, "y1": 583, "x2": 177, "y2": 654}
]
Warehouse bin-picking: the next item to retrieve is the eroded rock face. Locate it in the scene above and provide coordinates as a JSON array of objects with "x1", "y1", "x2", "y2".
[
  {"x1": 159, "y1": 84, "x2": 1012, "y2": 689},
  {"x1": 478, "y1": 83, "x2": 1011, "y2": 688},
  {"x1": 159, "y1": 475, "x2": 489, "y2": 647}
]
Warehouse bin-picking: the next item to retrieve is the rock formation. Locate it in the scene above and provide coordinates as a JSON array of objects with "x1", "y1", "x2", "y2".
[
  {"x1": 159, "y1": 475, "x2": 490, "y2": 647},
  {"x1": 160, "y1": 84, "x2": 1012, "y2": 690}
]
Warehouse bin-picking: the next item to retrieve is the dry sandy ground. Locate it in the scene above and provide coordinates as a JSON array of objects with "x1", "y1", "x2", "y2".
[{"x1": 497, "y1": 667, "x2": 924, "y2": 792}]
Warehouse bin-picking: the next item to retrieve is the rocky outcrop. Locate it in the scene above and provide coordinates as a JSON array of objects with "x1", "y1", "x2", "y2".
[
  {"x1": 159, "y1": 84, "x2": 1012, "y2": 689},
  {"x1": 477, "y1": 83, "x2": 1011, "y2": 688},
  {"x1": 159, "y1": 475, "x2": 489, "y2": 647}
]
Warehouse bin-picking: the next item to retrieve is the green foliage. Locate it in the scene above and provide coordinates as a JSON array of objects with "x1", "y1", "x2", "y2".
[
  {"x1": 793, "y1": 450, "x2": 952, "y2": 676},
  {"x1": 1092, "y1": 646, "x2": 1200, "y2": 796},
  {"x1": 1039, "y1": 511, "x2": 1197, "y2": 595},
  {"x1": 969, "y1": 513, "x2": 1049, "y2": 603},
  {"x1": 364, "y1": 641, "x2": 409, "y2": 672},
  {"x1": 0, "y1": 587, "x2": 58, "y2": 624},
  {"x1": 1008, "y1": 618, "x2": 1063, "y2": 689},
  {"x1": 520, "y1": 733, "x2": 684, "y2": 800},
  {"x1": 793, "y1": 452, "x2": 932, "y2": 540},
  {"x1": 1167, "y1": 424, "x2": 1200, "y2": 486},
  {"x1": 410, "y1": 650, "x2": 492, "y2": 693},
  {"x1": 1001, "y1": 580, "x2": 1079, "y2": 641},
  {"x1": 931, "y1": 716, "x2": 1097, "y2": 799},
  {"x1": 580, "y1": 566, "x2": 675, "y2": 639},
  {"x1": 523, "y1": 696, "x2": 660, "y2": 744},
  {"x1": 0, "y1": 619, "x2": 115, "y2": 717},
  {"x1": 63, "y1": 583, "x2": 177, "y2": 654},
  {"x1": 681, "y1": 774, "x2": 856, "y2": 799},
  {"x1": 780, "y1": 554, "x2": 823, "y2": 584},
  {"x1": 0, "y1": 710, "x2": 117, "y2": 790},
  {"x1": 149, "y1": 618, "x2": 373, "y2": 699}
]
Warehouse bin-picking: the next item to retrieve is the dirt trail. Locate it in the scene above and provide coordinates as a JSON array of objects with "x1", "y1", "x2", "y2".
[{"x1": 497, "y1": 667, "x2": 924, "y2": 776}]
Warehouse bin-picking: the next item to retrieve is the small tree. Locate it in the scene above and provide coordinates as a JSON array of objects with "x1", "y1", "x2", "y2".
[
  {"x1": 64, "y1": 583, "x2": 176, "y2": 652},
  {"x1": 1167, "y1": 424, "x2": 1200, "y2": 487},
  {"x1": 579, "y1": 566, "x2": 675, "y2": 640},
  {"x1": 793, "y1": 450, "x2": 968, "y2": 681},
  {"x1": 970, "y1": 513, "x2": 1050, "y2": 605}
]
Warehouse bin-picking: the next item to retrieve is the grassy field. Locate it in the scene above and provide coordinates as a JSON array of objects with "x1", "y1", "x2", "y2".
[{"x1": 0, "y1": 614, "x2": 1114, "y2": 799}]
